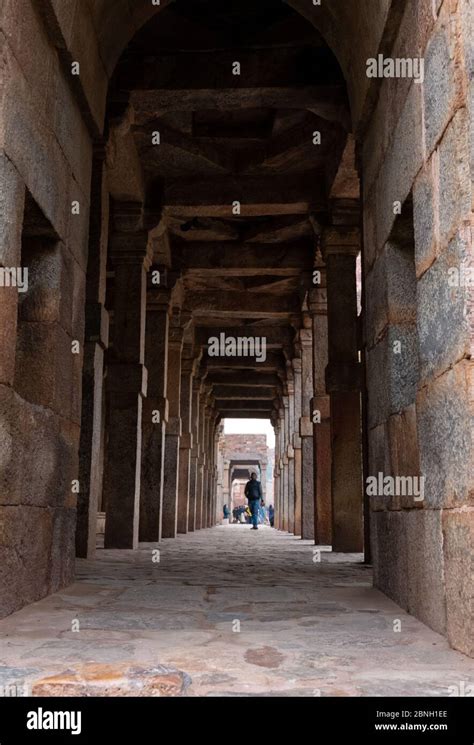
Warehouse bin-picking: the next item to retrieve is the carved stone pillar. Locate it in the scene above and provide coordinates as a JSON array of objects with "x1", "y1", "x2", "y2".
[
  {"x1": 323, "y1": 225, "x2": 364, "y2": 552},
  {"x1": 292, "y1": 356, "x2": 302, "y2": 537},
  {"x1": 104, "y1": 217, "x2": 151, "y2": 549},
  {"x1": 309, "y1": 274, "x2": 332, "y2": 546},
  {"x1": 161, "y1": 310, "x2": 184, "y2": 539},
  {"x1": 140, "y1": 284, "x2": 169, "y2": 543},
  {"x1": 77, "y1": 151, "x2": 110, "y2": 558},
  {"x1": 177, "y1": 343, "x2": 197, "y2": 534}
]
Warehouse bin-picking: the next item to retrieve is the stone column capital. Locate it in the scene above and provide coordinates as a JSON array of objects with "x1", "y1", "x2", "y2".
[
  {"x1": 299, "y1": 328, "x2": 313, "y2": 348},
  {"x1": 147, "y1": 284, "x2": 171, "y2": 311},
  {"x1": 308, "y1": 287, "x2": 328, "y2": 315},
  {"x1": 292, "y1": 357, "x2": 302, "y2": 374},
  {"x1": 321, "y1": 226, "x2": 360, "y2": 259}
]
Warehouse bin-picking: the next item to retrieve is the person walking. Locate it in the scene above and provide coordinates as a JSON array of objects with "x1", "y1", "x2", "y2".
[
  {"x1": 268, "y1": 504, "x2": 275, "y2": 528},
  {"x1": 244, "y1": 472, "x2": 263, "y2": 531}
]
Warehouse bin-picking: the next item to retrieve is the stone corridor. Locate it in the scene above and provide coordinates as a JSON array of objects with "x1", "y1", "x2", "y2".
[
  {"x1": 0, "y1": 525, "x2": 473, "y2": 698},
  {"x1": 1, "y1": 0, "x2": 473, "y2": 700}
]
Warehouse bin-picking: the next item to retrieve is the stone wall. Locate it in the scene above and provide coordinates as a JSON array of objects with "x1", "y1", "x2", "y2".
[
  {"x1": 0, "y1": 0, "x2": 93, "y2": 615},
  {"x1": 363, "y1": 0, "x2": 473, "y2": 656},
  {"x1": 221, "y1": 434, "x2": 269, "y2": 463}
]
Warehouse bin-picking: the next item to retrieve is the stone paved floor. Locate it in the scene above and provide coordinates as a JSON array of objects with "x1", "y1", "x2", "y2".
[{"x1": 1, "y1": 525, "x2": 473, "y2": 696}]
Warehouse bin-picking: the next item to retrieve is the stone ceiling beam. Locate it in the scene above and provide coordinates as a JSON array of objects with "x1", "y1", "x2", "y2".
[
  {"x1": 131, "y1": 86, "x2": 347, "y2": 126},
  {"x1": 216, "y1": 400, "x2": 274, "y2": 411},
  {"x1": 204, "y1": 352, "x2": 284, "y2": 371},
  {"x1": 163, "y1": 174, "x2": 324, "y2": 215},
  {"x1": 173, "y1": 242, "x2": 314, "y2": 275},
  {"x1": 187, "y1": 291, "x2": 301, "y2": 318},
  {"x1": 212, "y1": 387, "x2": 276, "y2": 400},
  {"x1": 219, "y1": 412, "x2": 271, "y2": 420},
  {"x1": 206, "y1": 373, "x2": 282, "y2": 388}
]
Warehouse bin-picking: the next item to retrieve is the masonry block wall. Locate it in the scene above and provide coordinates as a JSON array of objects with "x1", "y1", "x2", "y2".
[
  {"x1": 0, "y1": 0, "x2": 92, "y2": 614},
  {"x1": 363, "y1": 0, "x2": 473, "y2": 656}
]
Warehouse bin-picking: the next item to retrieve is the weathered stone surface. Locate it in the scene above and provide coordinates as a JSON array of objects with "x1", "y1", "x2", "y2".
[
  {"x1": 424, "y1": 15, "x2": 462, "y2": 156},
  {"x1": 417, "y1": 362, "x2": 472, "y2": 508},
  {"x1": 367, "y1": 327, "x2": 419, "y2": 429},
  {"x1": 372, "y1": 510, "x2": 409, "y2": 611},
  {"x1": 1, "y1": 0, "x2": 56, "y2": 120},
  {"x1": 442, "y1": 510, "x2": 474, "y2": 657},
  {"x1": 0, "y1": 151, "x2": 24, "y2": 267},
  {"x1": 417, "y1": 231, "x2": 470, "y2": 383},
  {"x1": 49, "y1": 508, "x2": 76, "y2": 594},
  {"x1": 0, "y1": 505, "x2": 53, "y2": 617},
  {"x1": 365, "y1": 241, "x2": 417, "y2": 348},
  {"x1": 330, "y1": 392, "x2": 363, "y2": 552},
  {"x1": 162, "y1": 433, "x2": 180, "y2": 539},
  {"x1": 413, "y1": 156, "x2": 438, "y2": 277},
  {"x1": 0, "y1": 290, "x2": 18, "y2": 386},
  {"x1": 0, "y1": 526, "x2": 472, "y2": 697},
  {"x1": 407, "y1": 510, "x2": 447, "y2": 635},
  {"x1": 140, "y1": 402, "x2": 165, "y2": 543},
  {"x1": 387, "y1": 404, "x2": 421, "y2": 510},
  {"x1": 0, "y1": 45, "x2": 71, "y2": 241},
  {"x1": 14, "y1": 321, "x2": 82, "y2": 423},
  {"x1": 32, "y1": 663, "x2": 191, "y2": 697},
  {"x1": 103, "y1": 391, "x2": 143, "y2": 549},
  {"x1": 376, "y1": 83, "x2": 424, "y2": 249},
  {"x1": 437, "y1": 108, "x2": 471, "y2": 249},
  {"x1": 0, "y1": 387, "x2": 78, "y2": 510}
]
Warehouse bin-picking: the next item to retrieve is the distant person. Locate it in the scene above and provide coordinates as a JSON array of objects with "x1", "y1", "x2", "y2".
[
  {"x1": 223, "y1": 504, "x2": 230, "y2": 520},
  {"x1": 244, "y1": 472, "x2": 263, "y2": 530},
  {"x1": 268, "y1": 504, "x2": 275, "y2": 528}
]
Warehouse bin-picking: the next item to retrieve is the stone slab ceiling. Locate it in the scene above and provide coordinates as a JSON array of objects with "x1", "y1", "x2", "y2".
[{"x1": 106, "y1": 0, "x2": 353, "y2": 419}]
